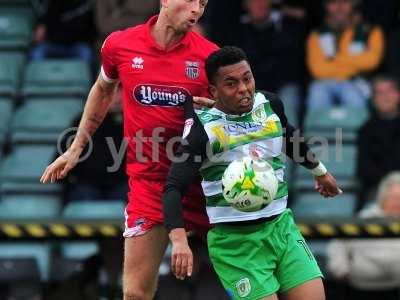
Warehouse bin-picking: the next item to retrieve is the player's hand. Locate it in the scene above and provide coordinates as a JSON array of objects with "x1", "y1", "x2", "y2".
[
  {"x1": 314, "y1": 172, "x2": 343, "y2": 198},
  {"x1": 169, "y1": 228, "x2": 193, "y2": 280},
  {"x1": 40, "y1": 148, "x2": 82, "y2": 183},
  {"x1": 193, "y1": 96, "x2": 215, "y2": 109}
]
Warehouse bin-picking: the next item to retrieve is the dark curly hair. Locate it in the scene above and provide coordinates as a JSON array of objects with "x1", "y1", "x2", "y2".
[{"x1": 205, "y1": 46, "x2": 249, "y2": 84}]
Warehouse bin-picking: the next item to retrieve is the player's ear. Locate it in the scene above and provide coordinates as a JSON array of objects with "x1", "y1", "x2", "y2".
[
  {"x1": 209, "y1": 84, "x2": 218, "y2": 99},
  {"x1": 160, "y1": 0, "x2": 168, "y2": 9}
]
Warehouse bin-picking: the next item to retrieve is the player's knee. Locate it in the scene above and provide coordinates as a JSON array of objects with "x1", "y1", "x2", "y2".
[{"x1": 123, "y1": 289, "x2": 153, "y2": 300}]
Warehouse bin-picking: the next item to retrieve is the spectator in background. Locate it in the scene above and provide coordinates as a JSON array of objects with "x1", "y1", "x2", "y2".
[
  {"x1": 357, "y1": 75, "x2": 400, "y2": 205},
  {"x1": 95, "y1": 0, "x2": 159, "y2": 42},
  {"x1": 30, "y1": 0, "x2": 95, "y2": 63},
  {"x1": 235, "y1": 0, "x2": 306, "y2": 111},
  {"x1": 327, "y1": 172, "x2": 400, "y2": 300},
  {"x1": 306, "y1": 0, "x2": 384, "y2": 109},
  {"x1": 64, "y1": 87, "x2": 128, "y2": 203}
]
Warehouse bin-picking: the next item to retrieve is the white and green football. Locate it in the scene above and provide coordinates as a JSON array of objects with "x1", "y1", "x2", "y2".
[{"x1": 221, "y1": 157, "x2": 279, "y2": 212}]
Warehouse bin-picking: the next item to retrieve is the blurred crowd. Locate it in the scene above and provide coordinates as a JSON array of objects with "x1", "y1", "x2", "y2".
[
  {"x1": 28, "y1": 0, "x2": 400, "y2": 209},
  {"x1": 3, "y1": 0, "x2": 400, "y2": 299}
]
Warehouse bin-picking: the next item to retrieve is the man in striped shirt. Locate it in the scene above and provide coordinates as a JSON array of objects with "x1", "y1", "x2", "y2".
[{"x1": 163, "y1": 46, "x2": 341, "y2": 300}]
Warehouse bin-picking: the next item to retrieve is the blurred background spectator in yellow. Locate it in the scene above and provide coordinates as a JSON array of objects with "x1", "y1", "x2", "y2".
[{"x1": 306, "y1": 0, "x2": 384, "y2": 109}]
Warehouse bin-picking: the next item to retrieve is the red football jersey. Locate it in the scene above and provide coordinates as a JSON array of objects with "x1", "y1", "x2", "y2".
[{"x1": 101, "y1": 15, "x2": 218, "y2": 180}]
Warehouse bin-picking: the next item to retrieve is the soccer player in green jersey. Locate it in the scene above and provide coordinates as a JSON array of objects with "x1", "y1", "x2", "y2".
[{"x1": 162, "y1": 46, "x2": 342, "y2": 300}]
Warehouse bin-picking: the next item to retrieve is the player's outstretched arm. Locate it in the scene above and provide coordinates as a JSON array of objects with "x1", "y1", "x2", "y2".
[{"x1": 40, "y1": 75, "x2": 119, "y2": 183}]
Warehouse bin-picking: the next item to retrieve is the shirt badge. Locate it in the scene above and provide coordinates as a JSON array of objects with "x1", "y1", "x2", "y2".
[{"x1": 185, "y1": 61, "x2": 200, "y2": 79}]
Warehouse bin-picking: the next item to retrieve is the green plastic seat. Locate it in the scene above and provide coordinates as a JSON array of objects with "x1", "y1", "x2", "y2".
[
  {"x1": 22, "y1": 60, "x2": 91, "y2": 97},
  {"x1": 292, "y1": 192, "x2": 356, "y2": 218},
  {"x1": 0, "y1": 145, "x2": 56, "y2": 183},
  {"x1": 11, "y1": 98, "x2": 82, "y2": 144},
  {"x1": 0, "y1": 243, "x2": 51, "y2": 281},
  {"x1": 0, "y1": 53, "x2": 25, "y2": 97},
  {"x1": 304, "y1": 107, "x2": 369, "y2": 142},
  {"x1": 61, "y1": 242, "x2": 99, "y2": 260},
  {"x1": 0, "y1": 181, "x2": 62, "y2": 195},
  {"x1": 61, "y1": 200, "x2": 125, "y2": 260},
  {"x1": 292, "y1": 177, "x2": 358, "y2": 194},
  {"x1": 0, "y1": 195, "x2": 62, "y2": 219},
  {"x1": 295, "y1": 145, "x2": 356, "y2": 179},
  {"x1": 0, "y1": 12, "x2": 32, "y2": 50},
  {"x1": 62, "y1": 200, "x2": 125, "y2": 220},
  {"x1": 0, "y1": 98, "x2": 12, "y2": 145}
]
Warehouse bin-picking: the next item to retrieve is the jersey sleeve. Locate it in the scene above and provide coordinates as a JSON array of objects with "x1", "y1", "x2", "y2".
[
  {"x1": 264, "y1": 91, "x2": 319, "y2": 170},
  {"x1": 163, "y1": 98, "x2": 209, "y2": 230},
  {"x1": 100, "y1": 32, "x2": 120, "y2": 83}
]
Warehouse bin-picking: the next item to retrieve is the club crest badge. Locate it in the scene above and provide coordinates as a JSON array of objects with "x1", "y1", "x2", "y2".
[
  {"x1": 236, "y1": 278, "x2": 251, "y2": 298},
  {"x1": 185, "y1": 61, "x2": 200, "y2": 79}
]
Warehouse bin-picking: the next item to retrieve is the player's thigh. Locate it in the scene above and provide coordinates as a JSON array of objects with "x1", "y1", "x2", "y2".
[
  {"x1": 280, "y1": 278, "x2": 325, "y2": 300},
  {"x1": 123, "y1": 224, "x2": 169, "y2": 290},
  {"x1": 274, "y1": 210, "x2": 323, "y2": 295},
  {"x1": 207, "y1": 226, "x2": 280, "y2": 300}
]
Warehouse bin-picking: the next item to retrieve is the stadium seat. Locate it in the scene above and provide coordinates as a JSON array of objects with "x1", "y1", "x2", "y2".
[
  {"x1": 0, "y1": 98, "x2": 12, "y2": 147},
  {"x1": 0, "y1": 195, "x2": 62, "y2": 219},
  {"x1": 295, "y1": 144, "x2": 357, "y2": 179},
  {"x1": 0, "y1": 258, "x2": 40, "y2": 283},
  {"x1": 61, "y1": 200, "x2": 125, "y2": 259},
  {"x1": 284, "y1": 103, "x2": 298, "y2": 128},
  {"x1": 0, "y1": 145, "x2": 56, "y2": 183},
  {"x1": 0, "y1": 10, "x2": 33, "y2": 51},
  {"x1": 304, "y1": 106, "x2": 369, "y2": 142},
  {"x1": 62, "y1": 200, "x2": 125, "y2": 220},
  {"x1": 0, "y1": 182, "x2": 62, "y2": 196},
  {"x1": 22, "y1": 60, "x2": 91, "y2": 98},
  {"x1": 0, "y1": 53, "x2": 25, "y2": 97},
  {"x1": 292, "y1": 192, "x2": 356, "y2": 218},
  {"x1": 11, "y1": 98, "x2": 83, "y2": 144},
  {"x1": 291, "y1": 176, "x2": 358, "y2": 194},
  {"x1": 48, "y1": 257, "x2": 84, "y2": 282},
  {"x1": 0, "y1": 243, "x2": 51, "y2": 281}
]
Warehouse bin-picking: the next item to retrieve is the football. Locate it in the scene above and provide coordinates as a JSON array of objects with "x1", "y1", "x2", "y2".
[{"x1": 221, "y1": 157, "x2": 279, "y2": 212}]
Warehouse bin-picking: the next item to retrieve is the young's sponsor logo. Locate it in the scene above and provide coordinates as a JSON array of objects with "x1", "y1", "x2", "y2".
[{"x1": 133, "y1": 84, "x2": 190, "y2": 107}]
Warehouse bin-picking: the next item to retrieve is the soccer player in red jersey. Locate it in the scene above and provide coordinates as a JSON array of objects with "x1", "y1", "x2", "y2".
[{"x1": 41, "y1": 1, "x2": 218, "y2": 299}]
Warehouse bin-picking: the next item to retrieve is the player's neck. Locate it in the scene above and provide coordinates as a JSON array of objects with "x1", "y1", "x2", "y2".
[{"x1": 152, "y1": 15, "x2": 186, "y2": 50}]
